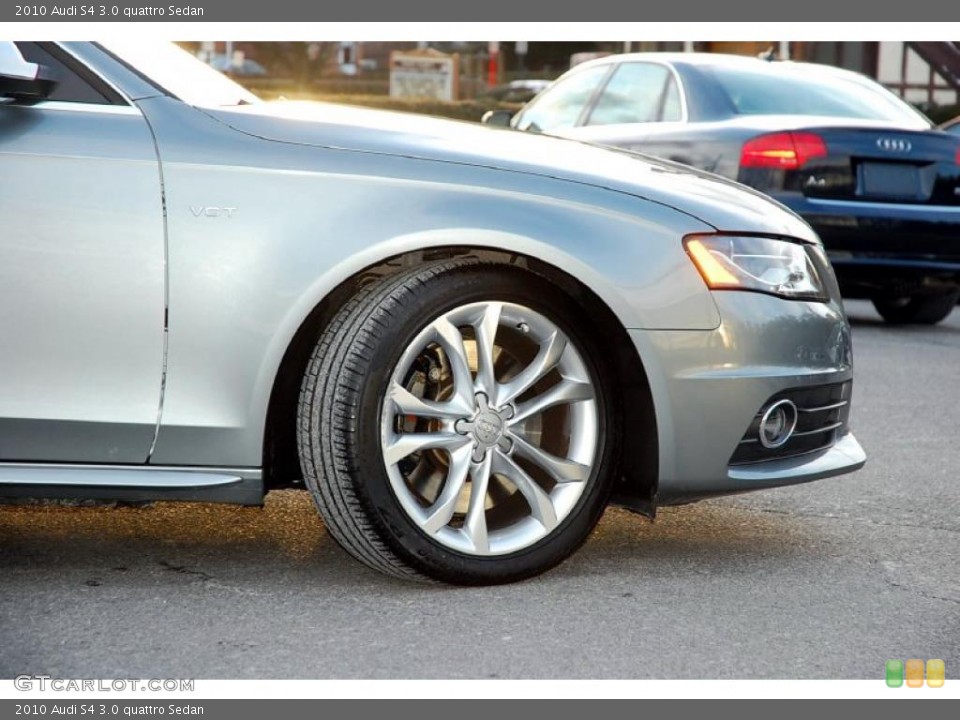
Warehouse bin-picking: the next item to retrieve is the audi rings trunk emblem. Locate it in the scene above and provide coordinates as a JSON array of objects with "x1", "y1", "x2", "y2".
[{"x1": 877, "y1": 137, "x2": 912, "y2": 153}]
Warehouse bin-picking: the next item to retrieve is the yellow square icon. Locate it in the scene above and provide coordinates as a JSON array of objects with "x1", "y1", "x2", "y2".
[
  {"x1": 927, "y1": 659, "x2": 945, "y2": 688},
  {"x1": 906, "y1": 659, "x2": 925, "y2": 688}
]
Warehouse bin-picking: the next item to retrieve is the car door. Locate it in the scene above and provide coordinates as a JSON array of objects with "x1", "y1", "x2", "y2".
[{"x1": 0, "y1": 42, "x2": 166, "y2": 464}]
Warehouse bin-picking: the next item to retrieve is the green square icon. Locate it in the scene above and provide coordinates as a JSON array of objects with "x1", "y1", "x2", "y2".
[{"x1": 886, "y1": 659, "x2": 905, "y2": 687}]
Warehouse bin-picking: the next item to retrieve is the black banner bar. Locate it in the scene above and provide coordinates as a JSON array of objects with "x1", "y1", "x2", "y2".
[
  {"x1": 1, "y1": 2, "x2": 956, "y2": 22},
  {"x1": 1, "y1": 698, "x2": 956, "y2": 715}
]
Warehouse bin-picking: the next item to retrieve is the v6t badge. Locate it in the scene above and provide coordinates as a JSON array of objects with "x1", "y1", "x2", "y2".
[{"x1": 190, "y1": 206, "x2": 238, "y2": 218}]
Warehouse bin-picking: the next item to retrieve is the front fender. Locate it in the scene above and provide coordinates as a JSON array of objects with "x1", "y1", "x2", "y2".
[{"x1": 140, "y1": 98, "x2": 719, "y2": 467}]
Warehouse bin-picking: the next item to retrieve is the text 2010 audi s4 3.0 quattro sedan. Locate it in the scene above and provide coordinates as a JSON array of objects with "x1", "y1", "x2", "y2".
[{"x1": 0, "y1": 42, "x2": 865, "y2": 585}]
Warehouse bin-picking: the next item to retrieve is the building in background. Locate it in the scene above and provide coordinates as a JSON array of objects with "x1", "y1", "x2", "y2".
[{"x1": 876, "y1": 42, "x2": 960, "y2": 106}]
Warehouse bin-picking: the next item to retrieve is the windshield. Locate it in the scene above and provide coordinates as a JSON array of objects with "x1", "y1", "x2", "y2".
[
  {"x1": 99, "y1": 40, "x2": 260, "y2": 107},
  {"x1": 701, "y1": 63, "x2": 930, "y2": 128}
]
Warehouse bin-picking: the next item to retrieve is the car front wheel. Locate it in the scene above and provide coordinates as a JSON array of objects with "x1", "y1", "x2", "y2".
[{"x1": 297, "y1": 260, "x2": 622, "y2": 584}]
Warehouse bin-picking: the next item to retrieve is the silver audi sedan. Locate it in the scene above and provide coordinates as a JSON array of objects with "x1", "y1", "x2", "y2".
[{"x1": 0, "y1": 41, "x2": 865, "y2": 584}]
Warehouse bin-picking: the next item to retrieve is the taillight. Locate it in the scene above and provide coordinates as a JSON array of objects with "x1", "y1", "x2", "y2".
[{"x1": 740, "y1": 131, "x2": 828, "y2": 169}]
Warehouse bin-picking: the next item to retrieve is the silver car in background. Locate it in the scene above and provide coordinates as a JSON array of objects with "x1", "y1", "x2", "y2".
[{"x1": 0, "y1": 41, "x2": 865, "y2": 584}]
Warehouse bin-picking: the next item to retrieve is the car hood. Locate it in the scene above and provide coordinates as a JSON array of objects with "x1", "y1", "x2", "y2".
[{"x1": 205, "y1": 101, "x2": 818, "y2": 241}]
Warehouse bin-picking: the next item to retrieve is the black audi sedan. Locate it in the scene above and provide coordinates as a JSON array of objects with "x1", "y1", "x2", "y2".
[{"x1": 486, "y1": 53, "x2": 960, "y2": 324}]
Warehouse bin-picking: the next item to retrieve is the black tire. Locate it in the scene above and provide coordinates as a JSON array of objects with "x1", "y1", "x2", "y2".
[
  {"x1": 872, "y1": 290, "x2": 960, "y2": 325},
  {"x1": 297, "y1": 260, "x2": 623, "y2": 585}
]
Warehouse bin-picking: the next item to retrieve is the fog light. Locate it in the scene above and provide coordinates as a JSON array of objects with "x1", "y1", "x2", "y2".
[{"x1": 759, "y1": 399, "x2": 797, "y2": 449}]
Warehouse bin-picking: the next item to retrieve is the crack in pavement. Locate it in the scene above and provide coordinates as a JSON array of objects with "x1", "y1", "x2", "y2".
[
  {"x1": 158, "y1": 560, "x2": 213, "y2": 582},
  {"x1": 156, "y1": 561, "x2": 271, "y2": 597},
  {"x1": 882, "y1": 578, "x2": 960, "y2": 606}
]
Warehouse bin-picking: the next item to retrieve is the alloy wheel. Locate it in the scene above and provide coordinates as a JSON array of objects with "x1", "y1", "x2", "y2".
[{"x1": 380, "y1": 301, "x2": 599, "y2": 556}]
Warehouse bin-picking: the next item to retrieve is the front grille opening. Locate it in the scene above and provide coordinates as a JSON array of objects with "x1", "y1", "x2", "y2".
[{"x1": 729, "y1": 381, "x2": 852, "y2": 465}]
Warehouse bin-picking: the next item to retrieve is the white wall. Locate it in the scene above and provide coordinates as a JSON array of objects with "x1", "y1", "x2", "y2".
[{"x1": 877, "y1": 41, "x2": 958, "y2": 104}]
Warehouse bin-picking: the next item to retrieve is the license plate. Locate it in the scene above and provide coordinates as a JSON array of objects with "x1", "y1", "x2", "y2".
[{"x1": 859, "y1": 162, "x2": 921, "y2": 198}]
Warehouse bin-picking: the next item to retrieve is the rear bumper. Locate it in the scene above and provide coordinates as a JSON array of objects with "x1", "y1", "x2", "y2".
[
  {"x1": 777, "y1": 195, "x2": 960, "y2": 295},
  {"x1": 630, "y1": 290, "x2": 865, "y2": 505}
]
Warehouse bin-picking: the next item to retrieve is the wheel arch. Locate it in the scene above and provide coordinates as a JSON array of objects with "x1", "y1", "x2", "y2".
[{"x1": 261, "y1": 245, "x2": 659, "y2": 508}]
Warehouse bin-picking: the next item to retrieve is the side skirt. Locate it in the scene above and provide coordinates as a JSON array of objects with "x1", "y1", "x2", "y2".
[{"x1": 0, "y1": 463, "x2": 263, "y2": 505}]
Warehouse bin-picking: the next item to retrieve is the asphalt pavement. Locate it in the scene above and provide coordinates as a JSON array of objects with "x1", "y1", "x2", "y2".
[{"x1": 1, "y1": 299, "x2": 958, "y2": 679}]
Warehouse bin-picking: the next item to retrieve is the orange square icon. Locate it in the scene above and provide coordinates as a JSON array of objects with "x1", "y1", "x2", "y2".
[
  {"x1": 905, "y1": 659, "x2": 925, "y2": 687},
  {"x1": 927, "y1": 659, "x2": 945, "y2": 688}
]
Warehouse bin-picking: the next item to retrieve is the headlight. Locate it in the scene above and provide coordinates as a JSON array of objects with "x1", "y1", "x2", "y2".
[{"x1": 685, "y1": 235, "x2": 828, "y2": 301}]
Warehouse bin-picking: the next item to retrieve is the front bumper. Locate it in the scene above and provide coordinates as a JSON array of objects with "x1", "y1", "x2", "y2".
[{"x1": 630, "y1": 291, "x2": 865, "y2": 505}]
